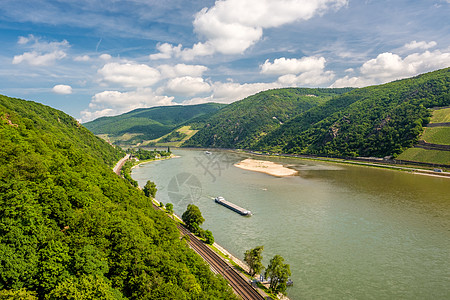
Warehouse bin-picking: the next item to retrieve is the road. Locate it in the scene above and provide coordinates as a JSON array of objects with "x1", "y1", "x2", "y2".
[{"x1": 113, "y1": 154, "x2": 130, "y2": 175}]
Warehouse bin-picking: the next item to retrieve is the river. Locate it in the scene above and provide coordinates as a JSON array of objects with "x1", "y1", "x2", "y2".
[{"x1": 131, "y1": 149, "x2": 450, "y2": 299}]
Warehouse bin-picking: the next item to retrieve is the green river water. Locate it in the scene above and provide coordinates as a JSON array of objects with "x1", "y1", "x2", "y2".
[{"x1": 131, "y1": 149, "x2": 450, "y2": 299}]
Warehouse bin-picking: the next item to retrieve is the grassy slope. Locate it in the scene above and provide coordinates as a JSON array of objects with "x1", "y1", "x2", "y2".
[
  {"x1": 0, "y1": 95, "x2": 236, "y2": 299},
  {"x1": 430, "y1": 107, "x2": 450, "y2": 123},
  {"x1": 183, "y1": 88, "x2": 352, "y2": 149},
  {"x1": 398, "y1": 106, "x2": 450, "y2": 164}
]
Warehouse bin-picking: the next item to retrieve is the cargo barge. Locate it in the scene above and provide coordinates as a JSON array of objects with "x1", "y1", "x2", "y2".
[{"x1": 214, "y1": 196, "x2": 252, "y2": 216}]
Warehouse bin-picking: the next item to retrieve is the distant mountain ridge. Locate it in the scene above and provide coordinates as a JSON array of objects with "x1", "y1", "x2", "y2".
[{"x1": 83, "y1": 103, "x2": 225, "y2": 145}]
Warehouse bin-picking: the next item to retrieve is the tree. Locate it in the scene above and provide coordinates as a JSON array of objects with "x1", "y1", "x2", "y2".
[
  {"x1": 244, "y1": 246, "x2": 264, "y2": 277},
  {"x1": 265, "y1": 255, "x2": 291, "y2": 295},
  {"x1": 204, "y1": 230, "x2": 214, "y2": 245},
  {"x1": 143, "y1": 180, "x2": 157, "y2": 198},
  {"x1": 182, "y1": 204, "x2": 204, "y2": 232},
  {"x1": 165, "y1": 203, "x2": 174, "y2": 216}
]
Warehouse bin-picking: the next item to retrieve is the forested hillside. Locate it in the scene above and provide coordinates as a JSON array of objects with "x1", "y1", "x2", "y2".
[
  {"x1": 257, "y1": 68, "x2": 449, "y2": 157},
  {"x1": 84, "y1": 103, "x2": 225, "y2": 145},
  {"x1": 0, "y1": 95, "x2": 235, "y2": 299},
  {"x1": 183, "y1": 88, "x2": 352, "y2": 149}
]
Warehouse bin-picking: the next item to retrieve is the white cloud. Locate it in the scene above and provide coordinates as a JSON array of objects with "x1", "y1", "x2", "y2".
[
  {"x1": 210, "y1": 80, "x2": 280, "y2": 103},
  {"x1": 260, "y1": 56, "x2": 335, "y2": 86},
  {"x1": 172, "y1": 0, "x2": 348, "y2": 59},
  {"x1": 98, "y1": 62, "x2": 161, "y2": 87},
  {"x1": 403, "y1": 40, "x2": 437, "y2": 51},
  {"x1": 158, "y1": 64, "x2": 208, "y2": 78},
  {"x1": 12, "y1": 35, "x2": 69, "y2": 66},
  {"x1": 74, "y1": 55, "x2": 90, "y2": 61},
  {"x1": 81, "y1": 88, "x2": 175, "y2": 122},
  {"x1": 99, "y1": 53, "x2": 112, "y2": 60},
  {"x1": 149, "y1": 43, "x2": 182, "y2": 60},
  {"x1": 12, "y1": 50, "x2": 67, "y2": 66},
  {"x1": 164, "y1": 76, "x2": 211, "y2": 97},
  {"x1": 52, "y1": 84, "x2": 72, "y2": 94},
  {"x1": 277, "y1": 70, "x2": 335, "y2": 86},
  {"x1": 260, "y1": 56, "x2": 326, "y2": 75},
  {"x1": 332, "y1": 45, "x2": 450, "y2": 87}
]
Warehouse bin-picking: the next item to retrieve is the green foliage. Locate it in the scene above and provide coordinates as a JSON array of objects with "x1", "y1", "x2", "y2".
[
  {"x1": 83, "y1": 103, "x2": 226, "y2": 144},
  {"x1": 165, "y1": 203, "x2": 174, "y2": 216},
  {"x1": 0, "y1": 95, "x2": 236, "y2": 299},
  {"x1": 244, "y1": 246, "x2": 264, "y2": 277},
  {"x1": 265, "y1": 255, "x2": 291, "y2": 295},
  {"x1": 258, "y1": 68, "x2": 450, "y2": 157},
  {"x1": 183, "y1": 88, "x2": 352, "y2": 149},
  {"x1": 143, "y1": 180, "x2": 157, "y2": 198},
  {"x1": 182, "y1": 204, "x2": 205, "y2": 232},
  {"x1": 0, "y1": 288, "x2": 38, "y2": 300},
  {"x1": 128, "y1": 148, "x2": 171, "y2": 160},
  {"x1": 203, "y1": 230, "x2": 214, "y2": 245}
]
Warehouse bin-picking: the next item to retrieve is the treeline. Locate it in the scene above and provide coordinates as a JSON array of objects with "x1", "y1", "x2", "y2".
[
  {"x1": 183, "y1": 88, "x2": 353, "y2": 149},
  {"x1": 0, "y1": 95, "x2": 236, "y2": 299},
  {"x1": 257, "y1": 68, "x2": 449, "y2": 157}
]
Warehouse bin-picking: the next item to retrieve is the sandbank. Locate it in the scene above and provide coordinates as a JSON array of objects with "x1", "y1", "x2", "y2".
[{"x1": 234, "y1": 158, "x2": 298, "y2": 177}]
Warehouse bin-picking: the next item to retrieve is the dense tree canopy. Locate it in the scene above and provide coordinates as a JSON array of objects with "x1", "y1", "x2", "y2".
[{"x1": 0, "y1": 95, "x2": 236, "y2": 299}]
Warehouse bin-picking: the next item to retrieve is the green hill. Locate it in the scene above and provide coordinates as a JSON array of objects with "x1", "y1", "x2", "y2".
[
  {"x1": 183, "y1": 88, "x2": 352, "y2": 149},
  {"x1": 255, "y1": 68, "x2": 450, "y2": 158},
  {"x1": 83, "y1": 103, "x2": 226, "y2": 146},
  {"x1": 0, "y1": 95, "x2": 235, "y2": 299}
]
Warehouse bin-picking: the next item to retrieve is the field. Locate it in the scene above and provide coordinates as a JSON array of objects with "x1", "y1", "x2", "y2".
[
  {"x1": 420, "y1": 127, "x2": 450, "y2": 145},
  {"x1": 142, "y1": 126, "x2": 199, "y2": 147},
  {"x1": 397, "y1": 148, "x2": 450, "y2": 165},
  {"x1": 430, "y1": 107, "x2": 450, "y2": 123}
]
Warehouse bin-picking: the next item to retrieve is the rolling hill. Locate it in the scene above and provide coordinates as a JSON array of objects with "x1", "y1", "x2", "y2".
[
  {"x1": 0, "y1": 95, "x2": 235, "y2": 299},
  {"x1": 256, "y1": 68, "x2": 449, "y2": 158},
  {"x1": 183, "y1": 88, "x2": 353, "y2": 149},
  {"x1": 83, "y1": 103, "x2": 226, "y2": 146}
]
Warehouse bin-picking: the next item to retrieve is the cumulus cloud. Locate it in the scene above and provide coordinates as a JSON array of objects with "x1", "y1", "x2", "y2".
[
  {"x1": 403, "y1": 40, "x2": 437, "y2": 51},
  {"x1": 52, "y1": 84, "x2": 73, "y2": 94},
  {"x1": 81, "y1": 88, "x2": 175, "y2": 122},
  {"x1": 98, "y1": 62, "x2": 161, "y2": 87},
  {"x1": 99, "y1": 53, "x2": 112, "y2": 60},
  {"x1": 163, "y1": 76, "x2": 211, "y2": 97},
  {"x1": 332, "y1": 44, "x2": 450, "y2": 87},
  {"x1": 158, "y1": 64, "x2": 208, "y2": 78},
  {"x1": 151, "y1": 0, "x2": 348, "y2": 60},
  {"x1": 260, "y1": 56, "x2": 326, "y2": 75},
  {"x1": 209, "y1": 80, "x2": 280, "y2": 103},
  {"x1": 261, "y1": 56, "x2": 335, "y2": 86},
  {"x1": 149, "y1": 43, "x2": 182, "y2": 60},
  {"x1": 12, "y1": 34, "x2": 69, "y2": 66}
]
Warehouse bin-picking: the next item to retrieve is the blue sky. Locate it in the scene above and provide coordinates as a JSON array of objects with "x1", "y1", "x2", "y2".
[{"x1": 1, "y1": 0, "x2": 449, "y2": 122}]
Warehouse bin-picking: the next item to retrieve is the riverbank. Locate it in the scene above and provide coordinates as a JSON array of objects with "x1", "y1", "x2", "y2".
[
  {"x1": 234, "y1": 158, "x2": 298, "y2": 177},
  {"x1": 130, "y1": 153, "x2": 179, "y2": 170},
  {"x1": 239, "y1": 150, "x2": 450, "y2": 179}
]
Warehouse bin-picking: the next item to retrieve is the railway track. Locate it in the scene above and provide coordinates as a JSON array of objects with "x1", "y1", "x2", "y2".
[
  {"x1": 177, "y1": 224, "x2": 265, "y2": 300},
  {"x1": 152, "y1": 203, "x2": 265, "y2": 299}
]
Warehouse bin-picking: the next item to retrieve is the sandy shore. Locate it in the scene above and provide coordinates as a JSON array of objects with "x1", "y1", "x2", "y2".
[{"x1": 234, "y1": 158, "x2": 298, "y2": 177}]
